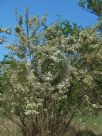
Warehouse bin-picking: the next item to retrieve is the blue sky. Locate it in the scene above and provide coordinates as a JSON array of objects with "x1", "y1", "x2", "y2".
[{"x1": 0, "y1": 0, "x2": 97, "y2": 60}]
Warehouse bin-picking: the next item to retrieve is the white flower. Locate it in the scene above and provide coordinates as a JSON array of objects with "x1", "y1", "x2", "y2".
[{"x1": 92, "y1": 104, "x2": 97, "y2": 108}]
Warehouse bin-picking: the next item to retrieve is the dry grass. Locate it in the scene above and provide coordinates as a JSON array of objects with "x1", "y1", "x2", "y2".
[{"x1": 0, "y1": 118, "x2": 21, "y2": 136}]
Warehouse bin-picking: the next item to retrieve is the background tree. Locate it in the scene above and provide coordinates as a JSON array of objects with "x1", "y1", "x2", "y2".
[
  {"x1": 79, "y1": 0, "x2": 102, "y2": 17},
  {"x1": 79, "y1": 0, "x2": 102, "y2": 33}
]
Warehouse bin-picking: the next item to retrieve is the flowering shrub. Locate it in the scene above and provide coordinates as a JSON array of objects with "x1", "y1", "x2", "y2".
[{"x1": 0, "y1": 10, "x2": 102, "y2": 136}]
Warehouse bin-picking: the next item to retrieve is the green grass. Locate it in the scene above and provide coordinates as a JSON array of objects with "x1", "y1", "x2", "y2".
[{"x1": 74, "y1": 112, "x2": 102, "y2": 135}]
